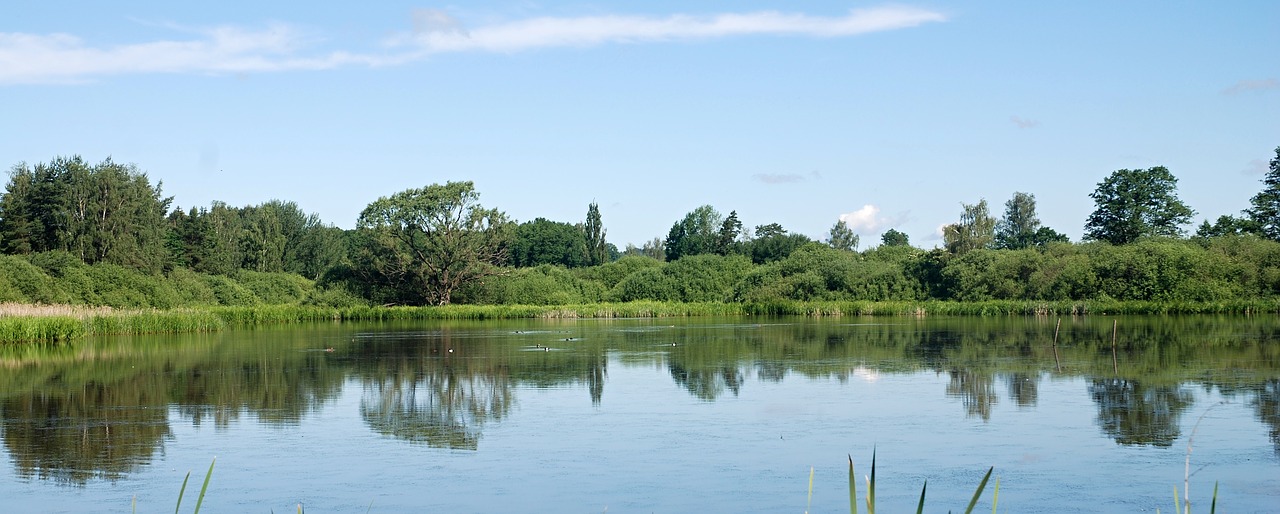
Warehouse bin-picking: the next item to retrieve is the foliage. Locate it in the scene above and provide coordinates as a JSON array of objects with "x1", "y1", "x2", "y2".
[
  {"x1": 943, "y1": 199, "x2": 996, "y2": 254},
  {"x1": 1194, "y1": 215, "x2": 1254, "y2": 240},
  {"x1": 664, "y1": 205, "x2": 724, "y2": 261},
  {"x1": 461, "y1": 265, "x2": 606, "y2": 305},
  {"x1": 1245, "y1": 146, "x2": 1280, "y2": 241},
  {"x1": 584, "y1": 202, "x2": 609, "y2": 266},
  {"x1": 0, "y1": 156, "x2": 172, "y2": 273},
  {"x1": 993, "y1": 192, "x2": 1067, "y2": 249},
  {"x1": 354, "y1": 181, "x2": 511, "y2": 305},
  {"x1": 1084, "y1": 166, "x2": 1196, "y2": 244},
  {"x1": 509, "y1": 217, "x2": 588, "y2": 268},
  {"x1": 827, "y1": 219, "x2": 859, "y2": 252},
  {"x1": 880, "y1": 229, "x2": 910, "y2": 247},
  {"x1": 573, "y1": 255, "x2": 664, "y2": 289},
  {"x1": 717, "y1": 210, "x2": 745, "y2": 255},
  {"x1": 748, "y1": 224, "x2": 811, "y2": 264}
]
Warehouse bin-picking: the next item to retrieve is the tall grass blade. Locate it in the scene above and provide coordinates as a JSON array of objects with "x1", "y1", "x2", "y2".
[
  {"x1": 915, "y1": 481, "x2": 927, "y2": 514},
  {"x1": 174, "y1": 471, "x2": 192, "y2": 514},
  {"x1": 961, "y1": 466, "x2": 994, "y2": 514},
  {"x1": 1173, "y1": 486, "x2": 1181, "y2": 514},
  {"x1": 1210, "y1": 481, "x2": 1218, "y2": 514},
  {"x1": 806, "y1": 466, "x2": 815, "y2": 514},
  {"x1": 868, "y1": 449, "x2": 876, "y2": 514},
  {"x1": 992, "y1": 476, "x2": 1000, "y2": 514},
  {"x1": 848, "y1": 455, "x2": 858, "y2": 514},
  {"x1": 192, "y1": 457, "x2": 215, "y2": 514}
]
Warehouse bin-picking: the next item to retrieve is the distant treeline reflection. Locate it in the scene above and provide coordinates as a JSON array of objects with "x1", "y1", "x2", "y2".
[{"x1": 1, "y1": 316, "x2": 1278, "y2": 484}]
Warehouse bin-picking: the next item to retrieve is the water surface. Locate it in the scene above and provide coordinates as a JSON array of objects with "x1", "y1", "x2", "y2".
[{"x1": 2, "y1": 316, "x2": 1278, "y2": 512}]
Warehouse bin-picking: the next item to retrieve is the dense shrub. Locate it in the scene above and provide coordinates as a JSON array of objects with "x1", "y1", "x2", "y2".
[{"x1": 463, "y1": 265, "x2": 606, "y2": 305}]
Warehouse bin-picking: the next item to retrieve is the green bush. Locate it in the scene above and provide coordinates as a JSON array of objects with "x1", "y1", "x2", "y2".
[
  {"x1": 235, "y1": 270, "x2": 314, "y2": 304},
  {"x1": 200, "y1": 274, "x2": 261, "y2": 306},
  {"x1": 0, "y1": 255, "x2": 69, "y2": 304},
  {"x1": 574, "y1": 255, "x2": 664, "y2": 289}
]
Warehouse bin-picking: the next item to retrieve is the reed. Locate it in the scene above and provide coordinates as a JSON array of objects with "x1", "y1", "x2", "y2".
[
  {"x1": 0, "y1": 315, "x2": 84, "y2": 343},
  {"x1": 845, "y1": 450, "x2": 994, "y2": 514}
]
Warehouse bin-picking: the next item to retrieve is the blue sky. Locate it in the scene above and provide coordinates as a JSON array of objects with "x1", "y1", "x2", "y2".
[{"x1": 3, "y1": 1, "x2": 1277, "y2": 249}]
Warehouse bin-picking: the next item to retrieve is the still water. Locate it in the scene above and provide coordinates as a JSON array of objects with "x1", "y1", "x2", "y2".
[{"x1": 1, "y1": 316, "x2": 1278, "y2": 512}]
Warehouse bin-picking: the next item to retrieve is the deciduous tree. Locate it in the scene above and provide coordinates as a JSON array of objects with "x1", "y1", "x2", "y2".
[
  {"x1": 1084, "y1": 166, "x2": 1195, "y2": 244},
  {"x1": 943, "y1": 199, "x2": 996, "y2": 254},
  {"x1": 826, "y1": 219, "x2": 858, "y2": 252},
  {"x1": 355, "y1": 181, "x2": 511, "y2": 305}
]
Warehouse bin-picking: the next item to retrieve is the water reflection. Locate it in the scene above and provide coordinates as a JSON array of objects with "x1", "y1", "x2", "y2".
[
  {"x1": 1089, "y1": 379, "x2": 1193, "y2": 447},
  {"x1": 2, "y1": 316, "x2": 1280, "y2": 484}
]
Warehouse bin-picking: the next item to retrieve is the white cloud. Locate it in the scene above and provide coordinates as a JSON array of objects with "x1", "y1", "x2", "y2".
[
  {"x1": 0, "y1": 24, "x2": 393, "y2": 84},
  {"x1": 0, "y1": 6, "x2": 946, "y2": 84},
  {"x1": 838, "y1": 204, "x2": 907, "y2": 235},
  {"x1": 1245, "y1": 158, "x2": 1269, "y2": 175},
  {"x1": 1222, "y1": 78, "x2": 1278, "y2": 96},
  {"x1": 753, "y1": 173, "x2": 805, "y2": 184},
  {"x1": 1009, "y1": 115, "x2": 1039, "y2": 129},
  {"x1": 391, "y1": 7, "x2": 947, "y2": 53}
]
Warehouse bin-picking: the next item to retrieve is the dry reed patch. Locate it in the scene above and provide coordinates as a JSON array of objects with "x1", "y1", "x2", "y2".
[{"x1": 0, "y1": 303, "x2": 116, "y2": 319}]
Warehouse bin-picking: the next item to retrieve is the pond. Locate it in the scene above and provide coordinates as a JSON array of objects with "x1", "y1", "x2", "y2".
[{"x1": 1, "y1": 315, "x2": 1278, "y2": 512}]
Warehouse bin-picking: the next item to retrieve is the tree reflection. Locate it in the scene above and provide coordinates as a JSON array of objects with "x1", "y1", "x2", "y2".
[
  {"x1": 1250, "y1": 379, "x2": 1280, "y2": 456},
  {"x1": 360, "y1": 371, "x2": 511, "y2": 450},
  {"x1": 946, "y1": 369, "x2": 997, "y2": 420},
  {"x1": 1088, "y1": 379, "x2": 1193, "y2": 447},
  {"x1": 0, "y1": 385, "x2": 170, "y2": 485},
  {"x1": 1004, "y1": 372, "x2": 1040, "y2": 407},
  {"x1": 669, "y1": 363, "x2": 744, "y2": 401}
]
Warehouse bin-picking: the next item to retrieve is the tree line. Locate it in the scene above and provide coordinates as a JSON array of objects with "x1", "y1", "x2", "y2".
[{"x1": 2, "y1": 148, "x2": 1279, "y2": 307}]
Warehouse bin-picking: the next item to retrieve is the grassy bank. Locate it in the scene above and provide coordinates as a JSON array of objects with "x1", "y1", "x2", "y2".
[{"x1": 5, "y1": 299, "x2": 1280, "y2": 344}]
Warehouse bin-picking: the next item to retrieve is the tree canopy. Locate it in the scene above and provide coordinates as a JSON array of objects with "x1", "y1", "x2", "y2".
[
  {"x1": 1084, "y1": 166, "x2": 1195, "y2": 245},
  {"x1": 664, "y1": 205, "x2": 723, "y2": 261},
  {"x1": 943, "y1": 199, "x2": 995, "y2": 254},
  {"x1": 354, "y1": 181, "x2": 510, "y2": 305}
]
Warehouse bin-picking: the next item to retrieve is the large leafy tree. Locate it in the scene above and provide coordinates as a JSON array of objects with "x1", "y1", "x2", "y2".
[
  {"x1": 664, "y1": 205, "x2": 723, "y2": 261},
  {"x1": 510, "y1": 217, "x2": 587, "y2": 268},
  {"x1": 583, "y1": 202, "x2": 608, "y2": 266},
  {"x1": 355, "y1": 181, "x2": 511, "y2": 305},
  {"x1": 749, "y1": 223, "x2": 811, "y2": 264},
  {"x1": 1245, "y1": 146, "x2": 1280, "y2": 240},
  {"x1": 1084, "y1": 166, "x2": 1195, "y2": 244},
  {"x1": 880, "y1": 229, "x2": 910, "y2": 247},
  {"x1": 942, "y1": 199, "x2": 996, "y2": 254}
]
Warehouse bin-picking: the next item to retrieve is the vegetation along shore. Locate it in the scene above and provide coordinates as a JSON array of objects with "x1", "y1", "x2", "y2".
[{"x1": 4, "y1": 149, "x2": 1280, "y2": 343}]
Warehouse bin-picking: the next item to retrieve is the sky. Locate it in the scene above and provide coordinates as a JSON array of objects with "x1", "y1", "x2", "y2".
[{"x1": 2, "y1": 1, "x2": 1277, "y2": 249}]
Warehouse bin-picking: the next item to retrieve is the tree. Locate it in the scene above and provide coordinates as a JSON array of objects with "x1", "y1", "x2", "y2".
[
  {"x1": 943, "y1": 199, "x2": 996, "y2": 254},
  {"x1": 994, "y1": 192, "x2": 1040, "y2": 249},
  {"x1": 0, "y1": 156, "x2": 172, "y2": 273},
  {"x1": 748, "y1": 223, "x2": 810, "y2": 264},
  {"x1": 1193, "y1": 215, "x2": 1253, "y2": 240},
  {"x1": 1084, "y1": 166, "x2": 1195, "y2": 245},
  {"x1": 664, "y1": 205, "x2": 723, "y2": 261},
  {"x1": 880, "y1": 229, "x2": 910, "y2": 247},
  {"x1": 716, "y1": 210, "x2": 743, "y2": 255},
  {"x1": 1245, "y1": 147, "x2": 1280, "y2": 240},
  {"x1": 584, "y1": 202, "x2": 608, "y2": 265},
  {"x1": 510, "y1": 218, "x2": 588, "y2": 268},
  {"x1": 826, "y1": 219, "x2": 858, "y2": 252},
  {"x1": 355, "y1": 181, "x2": 511, "y2": 305}
]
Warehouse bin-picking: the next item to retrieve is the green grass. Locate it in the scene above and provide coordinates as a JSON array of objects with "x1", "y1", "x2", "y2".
[{"x1": 5, "y1": 298, "x2": 1280, "y2": 344}]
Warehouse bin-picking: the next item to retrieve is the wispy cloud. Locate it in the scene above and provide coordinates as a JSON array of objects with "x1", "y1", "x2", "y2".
[
  {"x1": 753, "y1": 173, "x2": 806, "y2": 184},
  {"x1": 391, "y1": 7, "x2": 947, "y2": 53},
  {"x1": 838, "y1": 204, "x2": 906, "y2": 235},
  {"x1": 1222, "y1": 78, "x2": 1279, "y2": 96},
  {"x1": 1009, "y1": 115, "x2": 1039, "y2": 129},
  {"x1": 1245, "y1": 158, "x2": 1269, "y2": 175},
  {"x1": 0, "y1": 24, "x2": 390, "y2": 84},
  {"x1": 0, "y1": 6, "x2": 946, "y2": 84}
]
